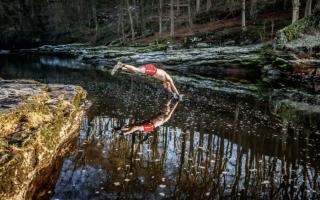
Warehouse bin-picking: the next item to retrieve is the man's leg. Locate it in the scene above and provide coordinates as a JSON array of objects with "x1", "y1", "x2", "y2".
[{"x1": 121, "y1": 64, "x2": 144, "y2": 74}]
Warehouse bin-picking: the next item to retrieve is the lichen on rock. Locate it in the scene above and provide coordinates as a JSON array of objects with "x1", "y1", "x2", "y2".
[{"x1": 0, "y1": 80, "x2": 89, "y2": 200}]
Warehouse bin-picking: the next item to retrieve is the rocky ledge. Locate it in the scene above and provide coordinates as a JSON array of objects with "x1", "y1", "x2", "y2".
[
  {"x1": 0, "y1": 80, "x2": 89, "y2": 200},
  {"x1": 275, "y1": 10, "x2": 320, "y2": 54}
]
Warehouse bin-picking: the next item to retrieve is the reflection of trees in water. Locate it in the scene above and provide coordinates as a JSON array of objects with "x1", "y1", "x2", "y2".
[
  {"x1": 54, "y1": 115, "x2": 319, "y2": 199},
  {"x1": 6, "y1": 56, "x2": 317, "y2": 198}
]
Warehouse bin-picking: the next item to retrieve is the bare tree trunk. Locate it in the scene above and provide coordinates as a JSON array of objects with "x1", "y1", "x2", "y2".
[
  {"x1": 29, "y1": 0, "x2": 34, "y2": 19},
  {"x1": 18, "y1": 1, "x2": 24, "y2": 32},
  {"x1": 271, "y1": 20, "x2": 274, "y2": 38},
  {"x1": 132, "y1": 0, "x2": 139, "y2": 32},
  {"x1": 292, "y1": 0, "x2": 300, "y2": 23},
  {"x1": 206, "y1": 0, "x2": 212, "y2": 11},
  {"x1": 196, "y1": 0, "x2": 201, "y2": 13},
  {"x1": 241, "y1": 0, "x2": 246, "y2": 31},
  {"x1": 177, "y1": 0, "x2": 180, "y2": 15},
  {"x1": 126, "y1": 0, "x2": 135, "y2": 41},
  {"x1": 140, "y1": 0, "x2": 146, "y2": 35},
  {"x1": 159, "y1": 0, "x2": 163, "y2": 35},
  {"x1": 304, "y1": 0, "x2": 312, "y2": 17},
  {"x1": 283, "y1": 0, "x2": 288, "y2": 9},
  {"x1": 188, "y1": 0, "x2": 193, "y2": 30},
  {"x1": 170, "y1": 0, "x2": 174, "y2": 37},
  {"x1": 250, "y1": 0, "x2": 257, "y2": 19},
  {"x1": 91, "y1": 0, "x2": 98, "y2": 41},
  {"x1": 118, "y1": 0, "x2": 125, "y2": 42}
]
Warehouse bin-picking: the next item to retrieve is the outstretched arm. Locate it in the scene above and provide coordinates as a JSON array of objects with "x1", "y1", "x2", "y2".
[
  {"x1": 167, "y1": 76, "x2": 179, "y2": 95},
  {"x1": 163, "y1": 100, "x2": 179, "y2": 123}
]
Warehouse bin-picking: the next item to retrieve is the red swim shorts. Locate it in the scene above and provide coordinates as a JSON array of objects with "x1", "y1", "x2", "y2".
[
  {"x1": 143, "y1": 64, "x2": 158, "y2": 76},
  {"x1": 143, "y1": 121, "x2": 155, "y2": 133}
]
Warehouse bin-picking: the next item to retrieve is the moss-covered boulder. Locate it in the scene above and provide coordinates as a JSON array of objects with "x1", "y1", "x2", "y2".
[
  {"x1": 0, "y1": 80, "x2": 89, "y2": 200},
  {"x1": 275, "y1": 13, "x2": 320, "y2": 50}
]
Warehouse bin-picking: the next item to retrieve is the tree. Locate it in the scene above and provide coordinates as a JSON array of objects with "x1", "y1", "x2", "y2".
[
  {"x1": 196, "y1": 0, "x2": 201, "y2": 13},
  {"x1": 177, "y1": 0, "x2": 180, "y2": 15},
  {"x1": 206, "y1": 0, "x2": 212, "y2": 11},
  {"x1": 126, "y1": 0, "x2": 135, "y2": 41},
  {"x1": 139, "y1": 0, "x2": 146, "y2": 35},
  {"x1": 118, "y1": 0, "x2": 125, "y2": 42},
  {"x1": 292, "y1": 0, "x2": 300, "y2": 23},
  {"x1": 283, "y1": 0, "x2": 288, "y2": 10},
  {"x1": 159, "y1": 0, "x2": 163, "y2": 35},
  {"x1": 241, "y1": 0, "x2": 246, "y2": 31},
  {"x1": 188, "y1": 0, "x2": 193, "y2": 30},
  {"x1": 250, "y1": 0, "x2": 257, "y2": 19},
  {"x1": 304, "y1": 0, "x2": 312, "y2": 17},
  {"x1": 170, "y1": 0, "x2": 175, "y2": 37},
  {"x1": 91, "y1": 0, "x2": 98, "y2": 41}
]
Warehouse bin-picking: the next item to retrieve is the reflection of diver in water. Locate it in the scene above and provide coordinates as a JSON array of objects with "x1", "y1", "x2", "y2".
[{"x1": 120, "y1": 99, "x2": 179, "y2": 136}]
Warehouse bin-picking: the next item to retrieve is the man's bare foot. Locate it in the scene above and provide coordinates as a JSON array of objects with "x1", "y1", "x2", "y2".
[{"x1": 111, "y1": 61, "x2": 123, "y2": 75}]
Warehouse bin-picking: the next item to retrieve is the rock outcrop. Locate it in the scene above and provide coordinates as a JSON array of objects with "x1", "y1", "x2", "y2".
[
  {"x1": 275, "y1": 12, "x2": 320, "y2": 52},
  {"x1": 0, "y1": 80, "x2": 89, "y2": 200}
]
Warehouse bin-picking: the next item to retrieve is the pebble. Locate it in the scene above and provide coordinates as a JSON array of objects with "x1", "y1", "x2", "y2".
[
  {"x1": 159, "y1": 184, "x2": 166, "y2": 188},
  {"x1": 114, "y1": 182, "x2": 120, "y2": 186},
  {"x1": 262, "y1": 180, "x2": 270, "y2": 185},
  {"x1": 159, "y1": 193, "x2": 165, "y2": 197}
]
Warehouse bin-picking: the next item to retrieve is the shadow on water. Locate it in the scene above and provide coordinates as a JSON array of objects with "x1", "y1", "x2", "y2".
[{"x1": 0, "y1": 54, "x2": 320, "y2": 199}]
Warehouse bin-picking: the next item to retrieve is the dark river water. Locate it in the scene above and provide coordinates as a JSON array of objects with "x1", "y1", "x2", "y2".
[{"x1": 0, "y1": 52, "x2": 320, "y2": 199}]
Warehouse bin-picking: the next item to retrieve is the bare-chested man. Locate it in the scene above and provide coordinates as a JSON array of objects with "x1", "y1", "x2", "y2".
[{"x1": 111, "y1": 61, "x2": 180, "y2": 98}]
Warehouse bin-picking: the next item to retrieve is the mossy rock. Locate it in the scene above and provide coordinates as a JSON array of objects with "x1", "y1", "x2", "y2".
[
  {"x1": 275, "y1": 14, "x2": 320, "y2": 49},
  {"x1": 0, "y1": 80, "x2": 88, "y2": 200}
]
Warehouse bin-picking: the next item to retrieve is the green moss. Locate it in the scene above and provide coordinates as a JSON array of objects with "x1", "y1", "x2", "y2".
[
  {"x1": 135, "y1": 44, "x2": 168, "y2": 53},
  {"x1": 275, "y1": 15, "x2": 320, "y2": 49},
  {"x1": 0, "y1": 85, "x2": 87, "y2": 198},
  {"x1": 273, "y1": 101, "x2": 294, "y2": 120},
  {"x1": 0, "y1": 138, "x2": 9, "y2": 152}
]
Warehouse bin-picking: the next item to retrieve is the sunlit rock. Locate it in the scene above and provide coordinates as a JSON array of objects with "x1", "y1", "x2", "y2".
[{"x1": 0, "y1": 80, "x2": 89, "y2": 200}]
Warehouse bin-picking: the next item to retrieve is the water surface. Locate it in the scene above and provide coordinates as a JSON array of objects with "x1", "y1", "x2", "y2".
[{"x1": 0, "y1": 52, "x2": 319, "y2": 199}]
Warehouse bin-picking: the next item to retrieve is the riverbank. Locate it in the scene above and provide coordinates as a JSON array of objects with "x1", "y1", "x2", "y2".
[
  {"x1": 0, "y1": 80, "x2": 89, "y2": 200},
  {"x1": 10, "y1": 42, "x2": 320, "y2": 81}
]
